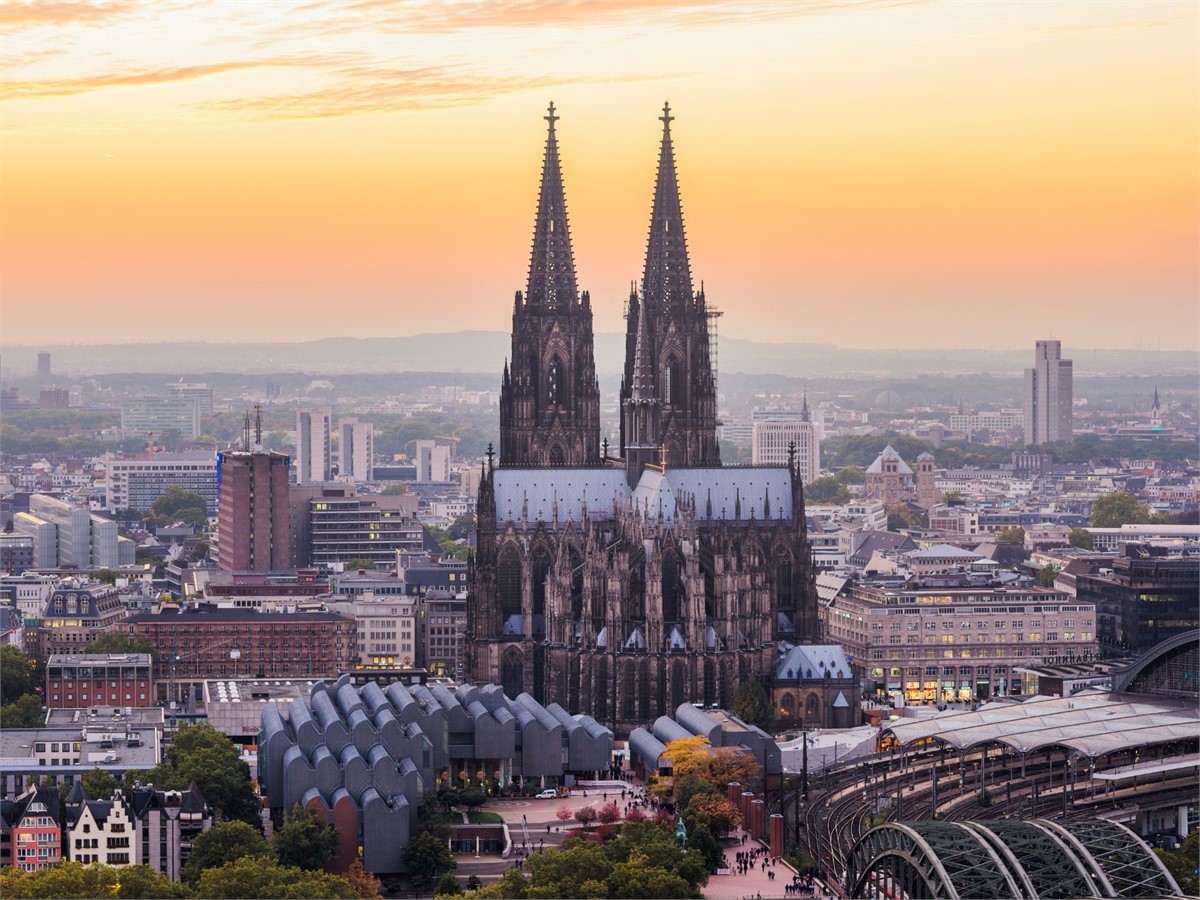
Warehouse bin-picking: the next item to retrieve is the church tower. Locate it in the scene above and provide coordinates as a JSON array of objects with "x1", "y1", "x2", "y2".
[
  {"x1": 620, "y1": 104, "x2": 720, "y2": 470},
  {"x1": 500, "y1": 103, "x2": 600, "y2": 467}
]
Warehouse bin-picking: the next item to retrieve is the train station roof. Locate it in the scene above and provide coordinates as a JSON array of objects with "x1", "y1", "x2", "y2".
[{"x1": 881, "y1": 689, "x2": 1200, "y2": 758}]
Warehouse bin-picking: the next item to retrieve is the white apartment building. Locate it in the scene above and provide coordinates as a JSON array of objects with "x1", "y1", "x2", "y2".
[
  {"x1": 104, "y1": 451, "x2": 218, "y2": 514},
  {"x1": 339, "y1": 419, "x2": 374, "y2": 482},
  {"x1": 296, "y1": 407, "x2": 332, "y2": 484},
  {"x1": 414, "y1": 440, "x2": 451, "y2": 482},
  {"x1": 1024, "y1": 340, "x2": 1073, "y2": 445},
  {"x1": 0, "y1": 574, "x2": 57, "y2": 622},
  {"x1": 752, "y1": 420, "x2": 820, "y2": 483}
]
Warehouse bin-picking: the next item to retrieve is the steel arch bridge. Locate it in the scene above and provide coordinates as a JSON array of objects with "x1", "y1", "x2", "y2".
[{"x1": 844, "y1": 818, "x2": 1181, "y2": 899}]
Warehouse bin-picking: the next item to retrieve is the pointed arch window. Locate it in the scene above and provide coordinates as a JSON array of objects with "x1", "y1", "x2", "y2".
[
  {"x1": 547, "y1": 357, "x2": 565, "y2": 406},
  {"x1": 663, "y1": 358, "x2": 682, "y2": 406}
]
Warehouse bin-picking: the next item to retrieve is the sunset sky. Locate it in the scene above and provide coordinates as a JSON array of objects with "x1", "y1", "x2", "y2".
[{"x1": 2, "y1": 0, "x2": 1197, "y2": 351}]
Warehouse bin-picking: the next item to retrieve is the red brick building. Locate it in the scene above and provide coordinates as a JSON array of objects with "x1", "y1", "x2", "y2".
[
  {"x1": 216, "y1": 450, "x2": 291, "y2": 572},
  {"x1": 1, "y1": 784, "x2": 61, "y2": 872},
  {"x1": 45, "y1": 653, "x2": 154, "y2": 709},
  {"x1": 124, "y1": 606, "x2": 355, "y2": 702}
]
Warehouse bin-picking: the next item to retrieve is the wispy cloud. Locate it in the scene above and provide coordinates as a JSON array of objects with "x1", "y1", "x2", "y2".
[
  {"x1": 0, "y1": 0, "x2": 140, "y2": 28},
  {"x1": 1, "y1": 55, "x2": 342, "y2": 101},
  {"x1": 199, "y1": 65, "x2": 671, "y2": 121},
  {"x1": 294, "y1": 0, "x2": 934, "y2": 36}
]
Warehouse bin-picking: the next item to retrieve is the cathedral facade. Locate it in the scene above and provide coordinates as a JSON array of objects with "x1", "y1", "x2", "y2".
[{"x1": 465, "y1": 104, "x2": 820, "y2": 736}]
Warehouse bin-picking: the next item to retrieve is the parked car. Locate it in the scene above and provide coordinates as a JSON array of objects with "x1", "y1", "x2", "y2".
[{"x1": 535, "y1": 789, "x2": 557, "y2": 799}]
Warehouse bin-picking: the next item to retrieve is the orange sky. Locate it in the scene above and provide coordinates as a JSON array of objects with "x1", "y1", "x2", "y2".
[{"x1": 1, "y1": 0, "x2": 1197, "y2": 351}]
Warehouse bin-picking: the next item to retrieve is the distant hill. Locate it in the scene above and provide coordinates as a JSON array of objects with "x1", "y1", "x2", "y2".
[{"x1": 2, "y1": 332, "x2": 1194, "y2": 378}]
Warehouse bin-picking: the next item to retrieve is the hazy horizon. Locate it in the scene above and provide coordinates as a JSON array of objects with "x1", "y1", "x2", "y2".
[{"x1": 3, "y1": 1, "x2": 1197, "y2": 350}]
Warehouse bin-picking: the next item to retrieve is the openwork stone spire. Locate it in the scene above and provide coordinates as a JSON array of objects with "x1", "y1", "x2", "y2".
[
  {"x1": 642, "y1": 102, "x2": 693, "y2": 310},
  {"x1": 526, "y1": 101, "x2": 577, "y2": 309},
  {"x1": 630, "y1": 297, "x2": 656, "y2": 401}
]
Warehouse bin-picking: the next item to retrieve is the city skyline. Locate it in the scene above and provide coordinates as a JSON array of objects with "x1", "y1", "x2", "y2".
[{"x1": 2, "y1": 0, "x2": 1197, "y2": 351}]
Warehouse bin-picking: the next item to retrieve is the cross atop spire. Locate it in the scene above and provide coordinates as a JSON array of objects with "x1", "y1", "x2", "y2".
[
  {"x1": 526, "y1": 101, "x2": 577, "y2": 309},
  {"x1": 642, "y1": 102, "x2": 693, "y2": 310}
]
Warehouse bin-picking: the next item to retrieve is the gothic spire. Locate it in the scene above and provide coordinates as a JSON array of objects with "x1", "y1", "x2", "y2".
[
  {"x1": 630, "y1": 295, "x2": 656, "y2": 401},
  {"x1": 642, "y1": 102, "x2": 693, "y2": 309},
  {"x1": 801, "y1": 390, "x2": 810, "y2": 423},
  {"x1": 526, "y1": 101, "x2": 577, "y2": 309},
  {"x1": 1153, "y1": 386, "x2": 1160, "y2": 411}
]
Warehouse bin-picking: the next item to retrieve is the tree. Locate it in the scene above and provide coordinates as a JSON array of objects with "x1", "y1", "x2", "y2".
[
  {"x1": 435, "y1": 872, "x2": 465, "y2": 896},
  {"x1": 997, "y1": 526, "x2": 1026, "y2": 544},
  {"x1": 674, "y1": 777, "x2": 715, "y2": 813},
  {"x1": 459, "y1": 785, "x2": 487, "y2": 811},
  {"x1": 805, "y1": 475, "x2": 851, "y2": 504},
  {"x1": 730, "y1": 678, "x2": 774, "y2": 733},
  {"x1": 688, "y1": 794, "x2": 740, "y2": 835},
  {"x1": 189, "y1": 540, "x2": 211, "y2": 563},
  {"x1": 686, "y1": 822, "x2": 724, "y2": 871},
  {"x1": 273, "y1": 803, "x2": 339, "y2": 871},
  {"x1": 1091, "y1": 492, "x2": 1152, "y2": 528},
  {"x1": 1067, "y1": 527, "x2": 1095, "y2": 550},
  {"x1": 167, "y1": 723, "x2": 261, "y2": 825},
  {"x1": 0, "y1": 861, "x2": 187, "y2": 899},
  {"x1": 344, "y1": 859, "x2": 383, "y2": 900},
  {"x1": 81, "y1": 766, "x2": 119, "y2": 799},
  {"x1": 381, "y1": 484, "x2": 408, "y2": 495},
  {"x1": 0, "y1": 646, "x2": 35, "y2": 705},
  {"x1": 190, "y1": 856, "x2": 371, "y2": 899},
  {"x1": 86, "y1": 631, "x2": 157, "y2": 662},
  {"x1": 182, "y1": 820, "x2": 271, "y2": 884},
  {"x1": 1036, "y1": 564, "x2": 1060, "y2": 588},
  {"x1": 446, "y1": 514, "x2": 476, "y2": 542},
  {"x1": 662, "y1": 736, "x2": 713, "y2": 783},
  {"x1": 573, "y1": 805, "x2": 598, "y2": 829},
  {"x1": 94, "y1": 567, "x2": 119, "y2": 584},
  {"x1": 403, "y1": 830, "x2": 457, "y2": 889},
  {"x1": 597, "y1": 801, "x2": 621, "y2": 825},
  {"x1": 343, "y1": 558, "x2": 377, "y2": 571},
  {"x1": 151, "y1": 485, "x2": 210, "y2": 524},
  {"x1": 706, "y1": 746, "x2": 763, "y2": 790},
  {"x1": 1153, "y1": 831, "x2": 1198, "y2": 897},
  {"x1": 835, "y1": 466, "x2": 866, "y2": 485},
  {"x1": 1, "y1": 694, "x2": 44, "y2": 729}
]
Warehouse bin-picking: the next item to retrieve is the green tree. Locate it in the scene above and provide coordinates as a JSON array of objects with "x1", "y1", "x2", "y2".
[
  {"x1": 404, "y1": 830, "x2": 457, "y2": 889},
  {"x1": 189, "y1": 540, "x2": 211, "y2": 563},
  {"x1": 1036, "y1": 564, "x2": 1060, "y2": 588},
  {"x1": 806, "y1": 475, "x2": 851, "y2": 504},
  {"x1": 1067, "y1": 527, "x2": 1095, "y2": 550},
  {"x1": 94, "y1": 567, "x2": 119, "y2": 584},
  {"x1": 182, "y1": 820, "x2": 271, "y2": 884},
  {"x1": 1091, "y1": 492, "x2": 1153, "y2": 528},
  {"x1": 86, "y1": 631, "x2": 157, "y2": 662},
  {"x1": 273, "y1": 803, "x2": 339, "y2": 871},
  {"x1": 165, "y1": 724, "x2": 261, "y2": 826},
  {"x1": 0, "y1": 646, "x2": 35, "y2": 705},
  {"x1": 674, "y1": 777, "x2": 715, "y2": 813},
  {"x1": 459, "y1": 785, "x2": 487, "y2": 811},
  {"x1": 446, "y1": 514, "x2": 476, "y2": 542},
  {"x1": 0, "y1": 861, "x2": 187, "y2": 899},
  {"x1": 151, "y1": 485, "x2": 210, "y2": 525},
  {"x1": 996, "y1": 526, "x2": 1026, "y2": 544},
  {"x1": 835, "y1": 466, "x2": 866, "y2": 485},
  {"x1": 81, "y1": 766, "x2": 119, "y2": 799},
  {"x1": 1, "y1": 694, "x2": 44, "y2": 729},
  {"x1": 435, "y1": 872, "x2": 465, "y2": 896},
  {"x1": 191, "y1": 856, "x2": 371, "y2": 899},
  {"x1": 686, "y1": 822, "x2": 723, "y2": 872},
  {"x1": 1153, "y1": 831, "x2": 1198, "y2": 897},
  {"x1": 343, "y1": 558, "x2": 377, "y2": 571},
  {"x1": 730, "y1": 678, "x2": 774, "y2": 733}
]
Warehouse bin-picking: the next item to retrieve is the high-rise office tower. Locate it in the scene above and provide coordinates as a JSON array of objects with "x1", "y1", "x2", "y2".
[
  {"x1": 1023, "y1": 340, "x2": 1073, "y2": 446},
  {"x1": 216, "y1": 450, "x2": 291, "y2": 572},
  {"x1": 339, "y1": 419, "x2": 374, "y2": 481},
  {"x1": 37, "y1": 352, "x2": 51, "y2": 381},
  {"x1": 296, "y1": 407, "x2": 332, "y2": 484}
]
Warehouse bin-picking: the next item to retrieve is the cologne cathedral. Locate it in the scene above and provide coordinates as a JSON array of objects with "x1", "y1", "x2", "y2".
[{"x1": 465, "y1": 103, "x2": 820, "y2": 736}]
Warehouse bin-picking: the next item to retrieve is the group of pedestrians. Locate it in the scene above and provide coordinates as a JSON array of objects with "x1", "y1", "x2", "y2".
[
  {"x1": 783, "y1": 873, "x2": 819, "y2": 896},
  {"x1": 730, "y1": 844, "x2": 774, "y2": 876}
]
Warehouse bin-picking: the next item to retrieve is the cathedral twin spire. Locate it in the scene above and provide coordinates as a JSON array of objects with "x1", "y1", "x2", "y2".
[
  {"x1": 502, "y1": 101, "x2": 716, "y2": 472},
  {"x1": 525, "y1": 102, "x2": 578, "y2": 310}
]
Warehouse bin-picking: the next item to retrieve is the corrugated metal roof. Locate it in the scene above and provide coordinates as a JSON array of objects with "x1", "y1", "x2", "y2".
[{"x1": 882, "y1": 689, "x2": 1200, "y2": 757}]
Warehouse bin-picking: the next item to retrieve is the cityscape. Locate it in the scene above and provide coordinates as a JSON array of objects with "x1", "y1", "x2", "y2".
[{"x1": 1, "y1": 2, "x2": 1197, "y2": 899}]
